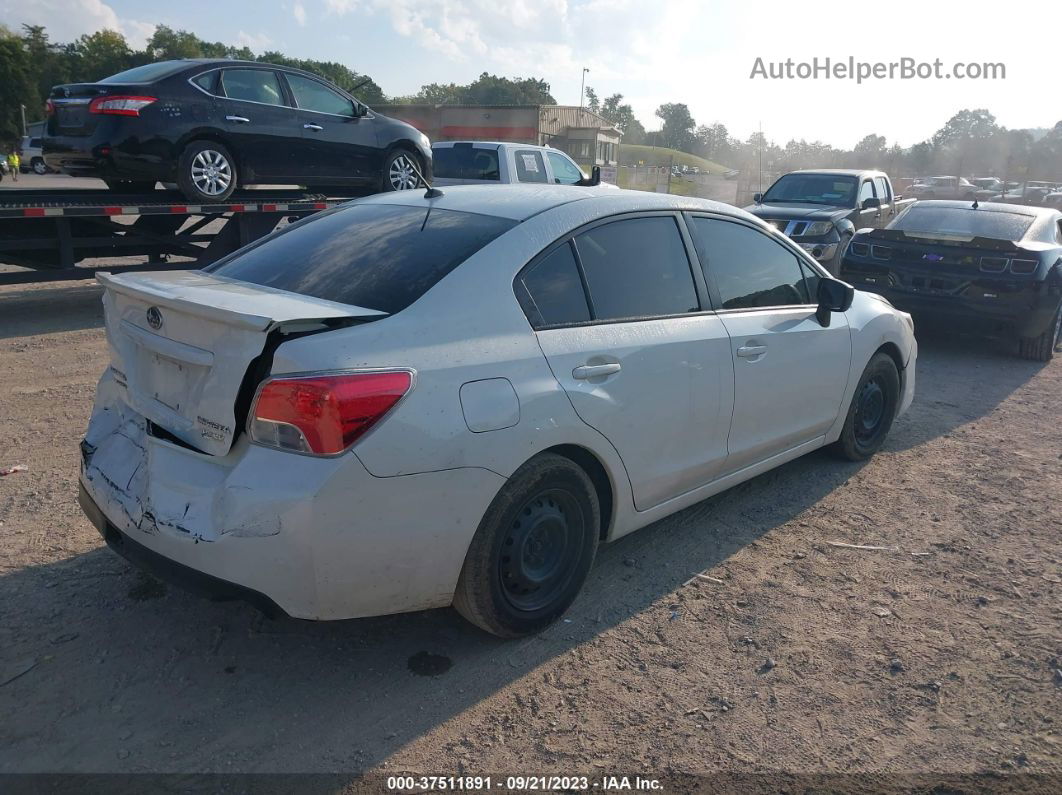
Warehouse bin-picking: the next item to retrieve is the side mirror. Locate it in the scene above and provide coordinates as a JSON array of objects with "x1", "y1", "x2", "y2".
[
  {"x1": 815, "y1": 278, "x2": 855, "y2": 327},
  {"x1": 577, "y1": 166, "x2": 601, "y2": 187},
  {"x1": 753, "y1": 193, "x2": 763, "y2": 203},
  {"x1": 862, "y1": 197, "x2": 882, "y2": 210}
]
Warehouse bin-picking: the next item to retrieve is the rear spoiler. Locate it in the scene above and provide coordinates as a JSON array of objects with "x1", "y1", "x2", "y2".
[{"x1": 865, "y1": 228, "x2": 1020, "y2": 252}]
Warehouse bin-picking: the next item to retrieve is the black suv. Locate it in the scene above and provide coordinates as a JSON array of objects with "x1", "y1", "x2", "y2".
[{"x1": 44, "y1": 59, "x2": 432, "y2": 202}]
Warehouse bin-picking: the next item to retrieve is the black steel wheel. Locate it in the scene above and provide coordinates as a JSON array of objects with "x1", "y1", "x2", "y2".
[
  {"x1": 831, "y1": 352, "x2": 901, "y2": 461},
  {"x1": 454, "y1": 453, "x2": 600, "y2": 637}
]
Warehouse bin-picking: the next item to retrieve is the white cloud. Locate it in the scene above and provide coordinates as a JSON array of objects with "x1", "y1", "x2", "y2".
[
  {"x1": 0, "y1": 0, "x2": 155, "y2": 48},
  {"x1": 235, "y1": 30, "x2": 273, "y2": 50},
  {"x1": 329, "y1": 0, "x2": 1058, "y2": 148},
  {"x1": 293, "y1": 1, "x2": 307, "y2": 26}
]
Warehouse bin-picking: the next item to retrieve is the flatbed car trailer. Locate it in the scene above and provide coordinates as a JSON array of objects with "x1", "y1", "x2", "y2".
[{"x1": 0, "y1": 189, "x2": 352, "y2": 286}]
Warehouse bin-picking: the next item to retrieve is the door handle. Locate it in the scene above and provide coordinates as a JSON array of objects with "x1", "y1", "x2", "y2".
[
  {"x1": 225, "y1": 115, "x2": 250, "y2": 124},
  {"x1": 303, "y1": 123, "x2": 324, "y2": 132},
  {"x1": 736, "y1": 344, "x2": 767, "y2": 359},
  {"x1": 572, "y1": 363, "x2": 621, "y2": 380}
]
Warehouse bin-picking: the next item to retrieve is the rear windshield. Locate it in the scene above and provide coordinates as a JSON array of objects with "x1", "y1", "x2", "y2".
[
  {"x1": 891, "y1": 206, "x2": 1034, "y2": 241},
  {"x1": 433, "y1": 145, "x2": 501, "y2": 181},
  {"x1": 207, "y1": 203, "x2": 516, "y2": 314},
  {"x1": 99, "y1": 61, "x2": 189, "y2": 84}
]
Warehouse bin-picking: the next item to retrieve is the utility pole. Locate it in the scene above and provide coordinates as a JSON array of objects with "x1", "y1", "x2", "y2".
[
  {"x1": 579, "y1": 67, "x2": 589, "y2": 110},
  {"x1": 20, "y1": 104, "x2": 28, "y2": 137}
]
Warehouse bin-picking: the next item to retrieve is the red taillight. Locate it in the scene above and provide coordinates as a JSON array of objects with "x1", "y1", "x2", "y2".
[
  {"x1": 45, "y1": 99, "x2": 56, "y2": 116},
  {"x1": 249, "y1": 371, "x2": 413, "y2": 455},
  {"x1": 88, "y1": 95, "x2": 157, "y2": 116}
]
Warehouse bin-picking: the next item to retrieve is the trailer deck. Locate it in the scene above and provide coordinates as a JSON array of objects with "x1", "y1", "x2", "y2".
[{"x1": 0, "y1": 188, "x2": 353, "y2": 286}]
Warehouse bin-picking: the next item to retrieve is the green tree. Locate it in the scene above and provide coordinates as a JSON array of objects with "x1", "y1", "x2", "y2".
[
  {"x1": 73, "y1": 30, "x2": 133, "y2": 82},
  {"x1": 583, "y1": 86, "x2": 599, "y2": 113},
  {"x1": 655, "y1": 102, "x2": 696, "y2": 152},
  {"x1": 0, "y1": 26, "x2": 39, "y2": 140},
  {"x1": 146, "y1": 25, "x2": 204, "y2": 60},
  {"x1": 600, "y1": 93, "x2": 645, "y2": 143}
]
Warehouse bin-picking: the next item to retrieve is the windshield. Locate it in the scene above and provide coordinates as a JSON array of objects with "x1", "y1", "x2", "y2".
[
  {"x1": 761, "y1": 174, "x2": 857, "y2": 206},
  {"x1": 99, "y1": 61, "x2": 190, "y2": 84},
  {"x1": 890, "y1": 206, "x2": 1034, "y2": 241},
  {"x1": 207, "y1": 203, "x2": 516, "y2": 314}
]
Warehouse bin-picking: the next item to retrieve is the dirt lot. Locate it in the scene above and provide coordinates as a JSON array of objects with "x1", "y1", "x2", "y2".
[{"x1": 1, "y1": 279, "x2": 1060, "y2": 788}]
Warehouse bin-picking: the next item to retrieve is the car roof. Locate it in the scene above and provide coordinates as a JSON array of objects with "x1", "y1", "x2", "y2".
[
  {"x1": 786, "y1": 169, "x2": 887, "y2": 179},
  {"x1": 432, "y1": 141, "x2": 567, "y2": 152},
  {"x1": 357, "y1": 185, "x2": 744, "y2": 222}
]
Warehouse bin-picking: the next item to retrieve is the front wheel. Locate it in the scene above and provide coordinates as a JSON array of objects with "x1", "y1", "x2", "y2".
[
  {"x1": 1017, "y1": 303, "x2": 1061, "y2": 362},
  {"x1": 830, "y1": 352, "x2": 901, "y2": 461},
  {"x1": 380, "y1": 150, "x2": 423, "y2": 192},
  {"x1": 453, "y1": 453, "x2": 600, "y2": 638},
  {"x1": 32, "y1": 158, "x2": 48, "y2": 175},
  {"x1": 827, "y1": 233, "x2": 852, "y2": 278},
  {"x1": 177, "y1": 141, "x2": 236, "y2": 202}
]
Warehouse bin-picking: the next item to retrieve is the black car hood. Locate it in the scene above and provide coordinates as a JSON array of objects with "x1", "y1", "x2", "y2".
[{"x1": 744, "y1": 202, "x2": 851, "y2": 221}]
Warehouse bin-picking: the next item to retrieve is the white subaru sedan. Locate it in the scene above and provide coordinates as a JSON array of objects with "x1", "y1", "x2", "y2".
[{"x1": 78, "y1": 185, "x2": 916, "y2": 637}]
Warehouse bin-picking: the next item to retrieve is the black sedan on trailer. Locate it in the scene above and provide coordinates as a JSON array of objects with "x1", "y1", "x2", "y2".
[
  {"x1": 43, "y1": 60, "x2": 432, "y2": 202},
  {"x1": 841, "y1": 201, "x2": 1062, "y2": 361}
]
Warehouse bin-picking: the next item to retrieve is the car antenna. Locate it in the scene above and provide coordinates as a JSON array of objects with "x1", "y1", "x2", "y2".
[{"x1": 406, "y1": 156, "x2": 443, "y2": 199}]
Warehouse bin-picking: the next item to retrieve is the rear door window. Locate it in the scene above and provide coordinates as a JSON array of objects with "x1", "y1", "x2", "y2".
[
  {"x1": 433, "y1": 145, "x2": 501, "y2": 181},
  {"x1": 573, "y1": 216, "x2": 700, "y2": 321},
  {"x1": 221, "y1": 69, "x2": 286, "y2": 106},
  {"x1": 516, "y1": 243, "x2": 591, "y2": 328},
  {"x1": 208, "y1": 204, "x2": 516, "y2": 314},
  {"x1": 514, "y1": 150, "x2": 548, "y2": 183}
]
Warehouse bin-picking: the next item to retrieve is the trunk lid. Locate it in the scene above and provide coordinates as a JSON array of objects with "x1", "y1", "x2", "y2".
[
  {"x1": 48, "y1": 83, "x2": 138, "y2": 136},
  {"x1": 98, "y1": 270, "x2": 386, "y2": 456}
]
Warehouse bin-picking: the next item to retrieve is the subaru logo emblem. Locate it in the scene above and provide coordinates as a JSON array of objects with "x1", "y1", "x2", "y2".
[{"x1": 146, "y1": 306, "x2": 163, "y2": 330}]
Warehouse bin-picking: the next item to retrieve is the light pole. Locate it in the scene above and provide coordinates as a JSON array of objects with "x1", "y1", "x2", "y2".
[
  {"x1": 20, "y1": 104, "x2": 28, "y2": 137},
  {"x1": 579, "y1": 67, "x2": 589, "y2": 110}
]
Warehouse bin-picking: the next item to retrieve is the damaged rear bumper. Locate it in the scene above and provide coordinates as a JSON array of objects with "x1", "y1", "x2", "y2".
[
  {"x1": 78, "y1": 482, "x2": 286, "y2": 617},
  {"x1": 78, "y1": 371, "x2": 505, "y2": 620}
]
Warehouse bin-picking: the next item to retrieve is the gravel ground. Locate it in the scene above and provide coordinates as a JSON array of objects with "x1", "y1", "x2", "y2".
[{"x1": 0, "y1": 279, "x2": 1060, "y2": 789}]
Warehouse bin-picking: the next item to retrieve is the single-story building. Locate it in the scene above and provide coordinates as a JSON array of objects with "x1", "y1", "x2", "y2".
[{"x1": 374, "y1": 104, "x2": 621, "y2": 167}]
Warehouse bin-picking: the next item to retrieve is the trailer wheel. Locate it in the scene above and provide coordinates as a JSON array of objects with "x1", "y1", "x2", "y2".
[{"x1": 178, "y1": 141, "x2": 237, "y2": 202}]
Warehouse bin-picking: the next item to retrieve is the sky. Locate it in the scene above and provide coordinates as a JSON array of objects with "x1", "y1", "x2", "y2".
[{"x1": 3, "y1": 0, "x2": 1058, "y2": 149}]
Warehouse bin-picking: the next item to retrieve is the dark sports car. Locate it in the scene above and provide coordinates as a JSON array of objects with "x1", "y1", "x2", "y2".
[
  {"x1": 842, "y1": 200, "x2": 1062, "y2": 361},
  {"x1": 44, "y1": 59, "x2": 432, "y2": 202}
]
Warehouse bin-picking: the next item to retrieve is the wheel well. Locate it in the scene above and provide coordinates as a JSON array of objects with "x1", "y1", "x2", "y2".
[
  {"x1": 875, "y1": 341, "x2": 905, "y2": 374},
  {"x1": 540, "y1": 444, "x2": 614, "y2": 541}
]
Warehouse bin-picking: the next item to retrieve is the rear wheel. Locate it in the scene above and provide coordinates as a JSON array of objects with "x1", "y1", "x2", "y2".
[
  {"x1": 831, "y1": 353, "x2": 900, "y2": 461},
  {"x1": 453, "y1": 453, "x2": 599, "y2": 638},
  {"x1": 177, "y1": 141, "x2": 236, "y2": 202},
  {"x1": 380, "y1": 150, "x2": 423, "y2": 192},
  {"x1": 104, "y1": 179, "x2": 157, "y2": 193},
  {"x1": 1017, "y1": 302, "x2": 1061, "y2": 362}
]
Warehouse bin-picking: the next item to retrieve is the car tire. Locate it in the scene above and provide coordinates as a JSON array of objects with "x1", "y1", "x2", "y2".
[
  {"x1": 177, "y1": 141, "x2": 236, "y2": 203},
  {"x1": 32, "y1": 158, "x2": 47, "y2": 175},
  {"x1": 453, "y1": 453, "x2": 600, "y2": 638},
  {"x1": 830, "y1": 352, "x2": 901, "y2": 461},
  {"x1": 1017, "y1": 302, "x2": 1061, "y2": 362},
  {"x1": 104, "y1": 180, "x2": 157, "y2": 194},
  {"x1": 380, "y1": 149, "x2": 423, "y2": 192}
]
